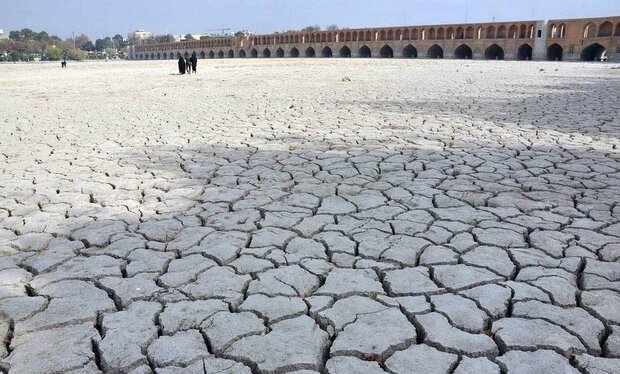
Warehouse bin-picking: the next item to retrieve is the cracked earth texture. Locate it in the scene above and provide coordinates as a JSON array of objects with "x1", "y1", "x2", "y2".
[{"x1": 0, "y1": 59, "x2": 619, "y2": 374}]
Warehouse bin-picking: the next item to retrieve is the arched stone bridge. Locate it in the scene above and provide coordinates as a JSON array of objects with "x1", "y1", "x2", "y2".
[{"x1": 131, "y1": 16, "x2": 620, "y2": 62}]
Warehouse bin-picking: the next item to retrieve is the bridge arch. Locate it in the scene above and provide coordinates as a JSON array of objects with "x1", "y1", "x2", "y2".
[
  {"x1": 583, "y1": 22, "x2": 596, "y2": 38},
  {"x1": 200, "y1": 51, "x2": 206, "y2": 59},
  {"x1": 508, "y1": 25, "x2": 518, "y2": 38},
  {"x1": 484, "y1": 44, "x2": 504, "y2": 60},
  {"x1": 549, "y1": 24, "x2": 559, "y2": 38},
  {"x1": 358, "y1": 45, "x2": 372, "y2": 58},
  {"x1": 305, "y1": 47, "x2": 315, "y2": 57},
  {"x1": 322, "y1": 46, "x2": 333, "y2": 58},
  {"x1": 402, "y1": 45, "x2": 417, "y2": 58},
  {"x1": 437, "y1": 28, "x2": 445, "y2": 39},
  {"x1": 616, "y1": 22, "x2": 620, "y2": 36},
  {"x1": 486, "y1": 26, "x2": 496, "y2": 39},
  {"x1": 465, "y1": 27, "x2": 474, "y2": 39},
  {"x1": 228, "y1": 50, "x2": 234, "y2": 58},
  {"x1": 250, "y1": 49, "x2": 258, "y2": 58},
  {"x1": 263, "y1": 48, "x2": 271, "y2": 58},
  {"x1": 218, "y1": 50, "x2": 224, "y2": 58},
  {"x1": 276, "y1": 48, "x2": 285, "y2": 58},
  {"x1": 517, "y1": 44, "x2": 533, "y2": 60},
  {"x1": 447, "y1": 27, "x2": 455, "y2": 39},
  {"x1": 519, "y1": 24, "x2": 527, "y2": 38},
  {"x1": 598, "y1": 21, "x2": 613, "y2": 37},
  {"x1": 380, "y1": 45, "x2": 394, "y2": 58},
  {"x1": 581, "y1": 43, "x2": 607, "y2": 61},
  {"x1": 339, "y1": 46, "x2": 351, "y2": 58},
  {"x1": 208, "y1": 51, "x2": 215, "y2": 59},
  {"x1": 170, "y1": 52, "x2": 174, "y2": 59},
  {"x1": 427, "y1": 44, "x2": 444, "y2": 59},
  {"x1": 454, "y1": 44, "x2": 472, "y2": 59},
  {"x1": 239, "y1": 49, "x2": 246, "y2": 58},
  {"x1": 547, "y1": 43, "x2": 563, "y2": 61},
  {"x1": 497, "y1": 25, "x2": 507, "y2": 39},
  {"x1": 290, "y1": 47, "x2": 299, "y2": 58}
]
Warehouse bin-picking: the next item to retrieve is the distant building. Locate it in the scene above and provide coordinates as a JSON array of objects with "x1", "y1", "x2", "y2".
[
  {"x1": 128, "y1": 29, "x2": 153, "y2": 41},
  {"x1": 0, "y1": 29, "x2": 9, "y2": 40}
]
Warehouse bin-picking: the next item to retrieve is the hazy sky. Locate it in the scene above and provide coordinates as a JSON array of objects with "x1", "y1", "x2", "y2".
[{"x1": 2, "y1": 0, "x2": 619, "y2": 39}]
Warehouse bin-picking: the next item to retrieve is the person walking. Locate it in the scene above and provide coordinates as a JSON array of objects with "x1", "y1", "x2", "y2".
[
  {"x1": 185, "y1": 56, "x2": 191, "y2": 74},
  {"x1": 178, "y1": 56, "x2": 186, "y2": 74},
  {"x1": 190, "y1": 52, "x2": 197, "y2": 74}
]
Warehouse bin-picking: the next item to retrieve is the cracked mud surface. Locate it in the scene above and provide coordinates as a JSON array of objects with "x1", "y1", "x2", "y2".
[{"x1": 0, "y1": 59, "x2": 619, "y2": 374}]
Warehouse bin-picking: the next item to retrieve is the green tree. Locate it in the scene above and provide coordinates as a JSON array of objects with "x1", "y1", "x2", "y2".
[
  {"x1": 82, "y1": 40, "x2": 95, "y2": 51},
  {"x1": 9, "y1": 30, "x2": 22, "y2": 40},
  {"x1": 67, "y1": 48, "x2": 87, "y2": 60},
  {"x1": 184, "y1": 34, "x2": 195, "y2": 41},
  {"x1": 162, "y1": 34, "x2": 175, "y2": 43},
  {"x1": 9, "y1": 51, "x2": 20, "y2": 61},
  {"x1": 45, "y1": 46, "x2": 62, "y2": 60},
  {"x1": 21, "y1": 28, "x2": 35, "y2": 39},
  {"x1": 56, "y1": 39, "x2": 74, "y2": 53},
  {"x1": 113, "y1": 34, "x2": 124, "y2": 48},
  {"x1": 35, "y1": 31, "x2": 49, "y2": 41},
  {"x1": 95, "y1": 38, "x2": 106, "y2": 51},
  {"x1": 301, "y1": 25, "x2": 321, "y2": 32},
  {"x1": 105, "y1": 48, "x2": 117, "y2": 57},
  {"x1": 74, "y1": 34, "x2": 90, "y2": 49}
]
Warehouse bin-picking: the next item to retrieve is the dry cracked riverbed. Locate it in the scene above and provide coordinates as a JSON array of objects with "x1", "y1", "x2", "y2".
[{"x1": 0, "y1": 59, "x2": 619, "y2": 374}]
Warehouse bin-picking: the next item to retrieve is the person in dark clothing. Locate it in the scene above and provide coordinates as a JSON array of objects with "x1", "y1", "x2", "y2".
[
  {"x1": 61, "y1": 59, "x2": 67, "y2": 68},
  {"x1": 178, "y1": 56, "x2": 186, "y2": 74},
  {"x1": 190, "y1": 52, "x2": 198, "y2": 74},
  {"x1": 185, "y1": 57, "x2": 191, "y2": 74}
]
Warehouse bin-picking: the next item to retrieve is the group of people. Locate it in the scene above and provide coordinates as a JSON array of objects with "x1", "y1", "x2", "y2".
[{"x1": 178, "y1": 53, "x2": 197, "y2": 74}]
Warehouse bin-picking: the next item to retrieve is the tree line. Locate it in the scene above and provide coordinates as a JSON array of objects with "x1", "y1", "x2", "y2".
[
  {"x1": 0, "y1": 28, "x2": 130, "y2": 62},
  {"x1": 277, "y1": 25, "x2": 341, "y2": 34}
]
